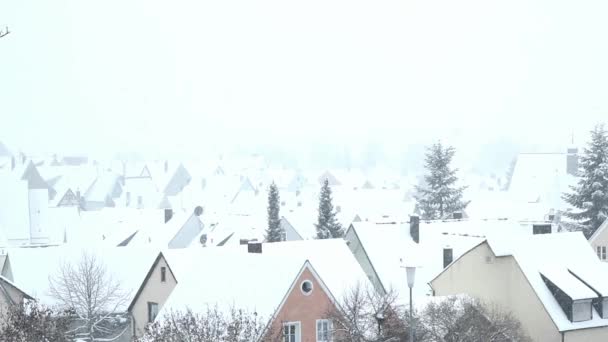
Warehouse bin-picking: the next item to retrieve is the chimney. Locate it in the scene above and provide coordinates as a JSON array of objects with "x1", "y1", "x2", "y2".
[
  {"x1": 452, "y1": 212, "x2": 463, "y2": 220},
  {"x1": 410, "y1": 215, "x2": 420, "y2": 243},
  {"x1": 164, "y1": 209, "x2": 173, "y2": 223},
  {"x1": 443, "y1": 247, "x2": 453, "y2": 268},
  {"x1": 567, "y1": 148, "x2": 579, "y2": 176},
  {"x1": 248, "y1": 242, "x2": 262, "y2": 254},
  {"x1": 533, "y1": 224, "x2": 552, "y2": 235}
]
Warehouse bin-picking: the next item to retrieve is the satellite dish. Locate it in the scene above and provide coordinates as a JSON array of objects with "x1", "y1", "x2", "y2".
[{"x1": 194, "y1": 206, "x2": 204, "y2": 216}]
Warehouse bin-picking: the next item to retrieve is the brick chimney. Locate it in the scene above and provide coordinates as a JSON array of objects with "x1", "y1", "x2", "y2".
[
  {"x1": 567, "y1": 148, "x2": 579, "y2": 176},
  {"x1": 164, "y1": 209, "x2": 173, "y2": 223},
  {"x1": 410, "y1": 215, "x2": 420, "y2": 243}
]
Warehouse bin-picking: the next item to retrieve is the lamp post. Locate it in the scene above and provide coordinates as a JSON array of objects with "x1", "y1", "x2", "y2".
[{"x1": 406, "y1": 265, "x2": 416, "y2": 342}]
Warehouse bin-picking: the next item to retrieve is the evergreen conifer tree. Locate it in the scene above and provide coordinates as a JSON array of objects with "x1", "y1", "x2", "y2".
[
  {"x1": 265, "y1": 182, "x2": 284, "y2": 242},
  {"x1": 563, "y1": 124, "x2": 608, "y2": 238},
  {"x1": 316, "y1": 178, "x2": 344, "y2": 239},
  {"x1": 414, "y1": 142, "x2": 469, "y2": 220}
]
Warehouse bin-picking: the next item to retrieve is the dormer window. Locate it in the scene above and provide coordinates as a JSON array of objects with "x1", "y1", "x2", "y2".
[{"x1": 572, "y1": 299, "x2": 593, "y2": 322}]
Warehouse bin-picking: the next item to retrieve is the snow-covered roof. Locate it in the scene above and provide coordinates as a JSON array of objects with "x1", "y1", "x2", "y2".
[
  {"x1": 486, "y1": 232, "x2": 608, "y2": 332},
  {"x1": 160, "y1": 248, "x2": 304, "y2": 319},
  {"x1": 348, "y1": 219, "x2": 531, "y2": 304},
  {"x1": 509, "y1": 153, "x2": 576, "y2": 213},
  {"x1": 127, "y1": 209, "x2": 202, "y2": 249},
  {"x1": 7, "y1": 246, "x2": 161, "y2": 311},
  {"x1": 589, "y1": 218, "x2": 608, "y2": 243},
  {"x1": 238, "y1": 239, "x2": 372, "y2": 301}
]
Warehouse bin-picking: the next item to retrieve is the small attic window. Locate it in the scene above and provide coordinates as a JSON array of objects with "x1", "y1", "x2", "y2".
[
  {"x1": 301, "y1": 280, "x2": 313, "y2": 295},
  {"x1": 602, "y1": 298, "x2": 608, "y2": 319},
  {"x1": 572, "y1": 300, "x2": 592, "y2": 322}
]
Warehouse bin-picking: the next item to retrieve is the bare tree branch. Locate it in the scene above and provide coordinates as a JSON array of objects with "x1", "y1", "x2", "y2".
[
  {"x1": 0, "y1": 26, "x2": 10, "y2": 39},
  {"x1": 49, "y1": 251, "x2": 131, "y2": 342}
]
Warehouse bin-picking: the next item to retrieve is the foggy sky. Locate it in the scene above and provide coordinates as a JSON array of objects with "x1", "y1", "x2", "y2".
[{"x1": 1, "y1": 0, "x2": 607, "y2": 160}]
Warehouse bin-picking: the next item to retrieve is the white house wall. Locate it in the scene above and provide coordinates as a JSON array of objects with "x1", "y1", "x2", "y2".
[
  {"x1": 168, "y1": 214, "x2": 203, "y2": 249},
  {"x1": 28, "y1": 189, "x2": 49, "y2": 244},
  {"x1": 344, "y1": 228, "x2": 385, "y2": 294},
  {"x1": 0, "y1": 179, "x2": 30, "y2": 244}
]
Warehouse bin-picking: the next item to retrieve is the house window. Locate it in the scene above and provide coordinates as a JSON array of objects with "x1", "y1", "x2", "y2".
[
  {"x1": 598, "y1": 246, "x2": 602, "y2": 259},
  {"x1": 148, "y1": 302, "x2": 159, "y2": 323},
  {"x1": 572, "y1": 300, "x2": 592, "y2": 322},
  {"x1": 137, "y1": 195, "x2": 143, "y2": 208},
  {"x1": 126, "y1": 192, "x2": 131, "y2": 206},
  {"x1": 161, "y1": 267, "x2": 166, "y2": 282},
  {"x1": 283, "y1": 322, "x2": 300, "y2": 342},
  {"x1": 301, "y1": 280, "x2": 314, "y2": 295},
  {"x1": 316, "y1": 319, "x2": 331, "y2": 342},
  {"x1": 603, "y1": 246, "x2": 607, "y2": 260}
]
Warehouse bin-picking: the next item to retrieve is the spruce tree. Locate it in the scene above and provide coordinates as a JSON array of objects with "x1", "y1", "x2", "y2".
[
  {"x1": 414, "y1": 142, "x2": 469, "y2": 220},
  {"x1": 265, "y1": 182, "x2": 284, "y2": 242},
  {"x1": 316, "y1": 178, "x2": 344, "y2": 239},
  {"x1": 563, "y1": 124, "x2": 608, "y2": 238}
]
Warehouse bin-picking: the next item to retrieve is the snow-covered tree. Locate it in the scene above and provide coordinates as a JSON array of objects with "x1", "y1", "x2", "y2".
[
  {"x1": 563, "y1": 124, "x2": 608, "y2": 238},
  {"x1": 0, "y1": 301, "x2": 70, "y2": 342},
  {"x1": 138, "y1": 306, "x2": 269, "y2": 342},
  {"x1": 504, "y1": 157, "x2": 517, "y2": 191},
  {"x1": 265, "y1": 182, "x2": 284, "y2": 242},
  {"x1": 316, "y1": 178, "x2": 344, "y2": 239},
  {"x1": 414, "y1": 142, "x2": 469, "y2": 220}
]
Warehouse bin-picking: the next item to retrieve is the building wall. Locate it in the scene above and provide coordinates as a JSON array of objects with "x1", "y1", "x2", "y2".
[
  {"x1": 565, "y1": 326, "x2": 608, "y2": 341},
  {"x1": 281, "y1": 219, "x2": 303, "y2": 241},
  {"x1": 0, "y1": 179, "x2": 30, "y2": 244},
  {"x1": 266, "y1": 268, "x2": 336, "y2": 342},
  {"x1": 130, "y1": 256, "x2": 177, "y2": 337},
  {"x1": 431, "y1": 242, "x2": 562, "y2": 342},
  {"x1": 0, "y1": 281, "x2": 27, "y2": 321},
  {"x1": 344, "y1": 229, "x2": 385, "y2": 294},
  {"x1": 29, "y1": 188, "x2": 49, "y2": 243},
  {"x1": 168, "y1": 214, "x2": 203, "y2": 249}
]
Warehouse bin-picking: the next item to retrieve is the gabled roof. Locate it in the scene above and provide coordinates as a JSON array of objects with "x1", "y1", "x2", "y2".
[
  {"x1": 160, "y1": 248, "x2": 304, "y2": 319},
  {"x1": 127, "y1": 252, "x2": 176, "y2": 312},
  {"x1": 7, "y1": 246, "x2": 160, "y2": 311},
  {"x1": 347, "y1": 219, "x2": 530, "y2": 303},
  {"x1": 589, "y1": 218, "x2": 608, "y2": 243},
  {"x1": 0, "y1": 274, "x2": 33, "y2": 303}
]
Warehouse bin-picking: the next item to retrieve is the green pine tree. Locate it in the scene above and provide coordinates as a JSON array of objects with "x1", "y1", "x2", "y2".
[
  {"x1": 265, "y1": 182, "x2": 284, "y2": 242},
  {"x1": 414, "y1": 142, "x2": 469, "y2": 220},
  {"x1": 563, "y1": 124, "x2": 608, "y2": 238},
  {"x1": 316, "y1": 178, "x2": 344, "y2": 239}
]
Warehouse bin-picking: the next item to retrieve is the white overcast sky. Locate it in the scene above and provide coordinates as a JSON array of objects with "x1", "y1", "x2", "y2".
[{"x1": 1, "y1": 0, "x2": 607, "y2": 157}]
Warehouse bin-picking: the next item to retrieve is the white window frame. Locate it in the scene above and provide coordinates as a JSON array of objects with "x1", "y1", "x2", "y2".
[
  {"x1": 282, "y1": 321, "x2": 301, "y2": 342},
  {"x1": 316, "y1": 319, "x2": 332, "y2": 342},
  {"x1": 300, "y1": 280, "x2": 314, "y2": 296},
  {"x1": 148, "y1": 302, "x2": 159, "y2": 323}
]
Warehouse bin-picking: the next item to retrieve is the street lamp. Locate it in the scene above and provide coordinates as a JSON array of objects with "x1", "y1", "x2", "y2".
[{"x1": 405, "y1": 265, "x2": 416, "y2": 342}]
